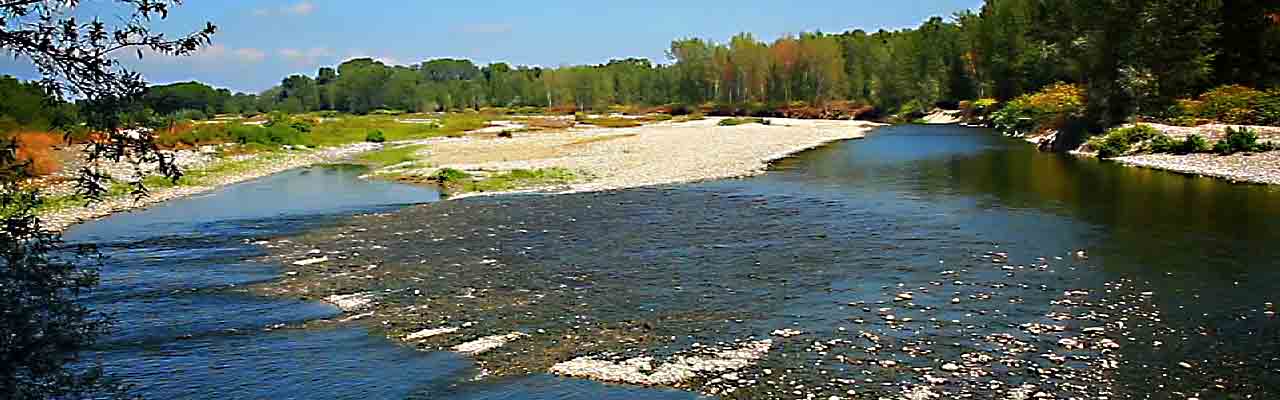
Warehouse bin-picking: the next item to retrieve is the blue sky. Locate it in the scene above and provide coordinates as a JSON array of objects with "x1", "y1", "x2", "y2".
[{"x1": 2, "y1": 0, "x2": 981, "y2": 93}]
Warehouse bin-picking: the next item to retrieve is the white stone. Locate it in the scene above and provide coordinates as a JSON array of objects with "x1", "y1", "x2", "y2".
[{"x1": 404, "y1": 327, "x2": 459, "y2": 341}]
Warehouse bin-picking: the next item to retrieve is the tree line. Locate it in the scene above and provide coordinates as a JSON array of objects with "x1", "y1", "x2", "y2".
[{"x1": 6, "y1": 0, "x2": 1279, "y2": 132}]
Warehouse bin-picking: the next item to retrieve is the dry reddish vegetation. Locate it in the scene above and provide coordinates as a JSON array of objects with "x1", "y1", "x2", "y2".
[
  {"x1": 12, "y1": 132, "x2": 63, "y2": 176},
  {"x1": 546, "y1": 105, "x2": 579, "y2": 115},
  {"x1": 775, "y1": 101, "x2": 877, "y2": 120},
  {"x1": 523, "y1": 118, "x2": 576, "y2": 130},
  {"x1": 697, "y1": 100, "x2": 877, "y2": 120}
]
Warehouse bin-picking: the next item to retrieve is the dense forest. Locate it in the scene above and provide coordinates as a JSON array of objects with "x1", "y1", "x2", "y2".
[{"x1": 4, "y1": 0, "x2": 1279, "y2": 134}]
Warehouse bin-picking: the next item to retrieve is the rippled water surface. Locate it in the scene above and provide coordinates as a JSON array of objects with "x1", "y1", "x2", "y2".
[{"x1": 80, "y1": 125, "x2": 1280, "y2": 399}]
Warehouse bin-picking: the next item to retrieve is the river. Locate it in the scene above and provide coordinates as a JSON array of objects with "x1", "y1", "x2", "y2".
[{"x1": 75, "y1": 125, "x2": 1279, "y2": 399}]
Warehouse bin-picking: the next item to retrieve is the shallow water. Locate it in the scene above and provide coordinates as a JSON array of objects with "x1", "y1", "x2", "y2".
[
  {"x1": 65, "y1": 163, "x2": 705, "y2": 400},
  {"x1": 80, "y1": 125, "x2": 1280, "y2": 399},
  {"x1": 267, "y1": 125, "x2": 1279, "y2": 398}
]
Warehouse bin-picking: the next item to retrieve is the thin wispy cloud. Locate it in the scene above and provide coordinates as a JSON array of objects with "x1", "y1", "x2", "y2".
[
  {"x1": 252, "y1": 1, "x2": 316, "y2": 17},
  {"x1": 279, "y1": 47, "x2": 336, "y2": 66},
  {"x1": 234, "y1": 48, "x2": 268, "y2": 63},
  {"x1": 284, "y1": 1, "x2": 316, "y2": 15},
  {"x1": 136, "y1": 44, "x2": 268, "y2": 65}
]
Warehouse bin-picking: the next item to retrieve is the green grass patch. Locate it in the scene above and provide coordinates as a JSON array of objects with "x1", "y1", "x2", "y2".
[
  {"x1": 425, "y1": 167, "x2": 578, "y2": 193},
  {"x1": 467, "y1": 168, "x2": 577, "y2": 192},
  {"x1": 718, "y1": 117, "x2": 770, "y2": 126},
  {"x1": 358, "y1": 145, "x2": 425, "y2": 167},
  {"x1": 306, "y1": 113, "x2": 491, "y2": 146}
]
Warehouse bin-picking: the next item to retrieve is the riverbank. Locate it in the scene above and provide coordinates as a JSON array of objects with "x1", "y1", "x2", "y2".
[
  {"x1": 42, "y1": 143, "x2": 381, "y2": 231},
  {"x1": 1112, "y1": 151, "x2": 1280, "y2": 185},
  {"x1": 372, "y1": 117, "x2": 882, "y2": 197},
  {"x1": 1074, "y1": 123, "x2": 1280, "y2": 185}
]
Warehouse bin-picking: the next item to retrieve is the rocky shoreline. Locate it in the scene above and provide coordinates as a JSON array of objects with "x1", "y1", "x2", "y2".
[
  {"x1": 42, "y1": 143, "x2": 382, "y2": 231},
  {"x1": 1112, "y1": 151, "x2": 1280, "y2": 185}
]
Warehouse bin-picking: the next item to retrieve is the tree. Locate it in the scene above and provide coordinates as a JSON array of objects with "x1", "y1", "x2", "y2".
[{"x1": 1, "y1": 1, "x2": 214, "y2": 398}]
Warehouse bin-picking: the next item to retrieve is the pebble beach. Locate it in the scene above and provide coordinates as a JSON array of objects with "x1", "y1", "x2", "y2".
[{"x1": 382, "y1": 117, "x2": 884, "y2": 196}]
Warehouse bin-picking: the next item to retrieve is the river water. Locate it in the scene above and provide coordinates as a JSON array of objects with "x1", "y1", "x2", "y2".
[{"x1": 74, "y1": 125, "x2": 1279, "y2": 399}]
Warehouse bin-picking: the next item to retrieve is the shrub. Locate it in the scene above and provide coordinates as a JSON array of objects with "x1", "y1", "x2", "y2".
[
  {"x1": 365, "y1": 130, "x2": 386, "y2": 143},
  {"x1": 1146, "y1": 133, "x2": 1177, "y2": 154},
  {"x1": 173, "y1": 109, "x2": 208, "y2": 121},
  {"x1": 11, "y1": 132, "x2": 62, "y2": 176},
  {"x1": 228, "y1": 124, "x2": 311, "y2": 147},
  {"x1": 1175, "y1": 85, "x2": 1280, "y2": 126},
  {"x1": 1088, "y1": 124, "x2": 1162, "y2": 158},
  {"x1": 1213, "y1": 127, "x2": 1273, "y2": 154},
  {"x1": 430, "y1": 168, "x2": 470, "y2": 183},
  {"x1": 992, "y1": 83, "x2": 1085, "y2": 136},
  {"x1": 1174, "y1": 135, "x2": 1211, "y2": 154}
]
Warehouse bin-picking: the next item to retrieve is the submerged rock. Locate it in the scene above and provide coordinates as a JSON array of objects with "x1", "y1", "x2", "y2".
[
  {"x1": 453, "y1": 332, "x2": 529, "y2": 355},
  {"x1": 292, "y1": 256, "x2": 329, "y2": 266},
  {"x1": 404, "y1": 327, "x2": 460, "y2": 341},
  {"x1": 324, "y1": 292, "x2": 375, "y2": 312},
  {"x1": 549, "y1": 339, "x2": 773, "y2": 386}
]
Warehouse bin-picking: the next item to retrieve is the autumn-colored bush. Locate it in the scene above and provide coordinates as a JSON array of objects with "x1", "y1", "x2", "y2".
[
  {"x1": 992, "y1": 83, "x2": 1085, "y2": 135},
  {"x1": 11, "y1": 132, "x2": 62, "y2": 176},
  {"x1": 960, "y1": 98, "x2": 1001, "y2": 121},
  {"x1": 1172, "y1": 85, "x2": 1280, "y2": 126},
  {"x1": 770, "y1": 101, "x2": 874, "y2": 120},
  {"x1": 547, "y1": 104, "x2": 578, "y2": 115}
]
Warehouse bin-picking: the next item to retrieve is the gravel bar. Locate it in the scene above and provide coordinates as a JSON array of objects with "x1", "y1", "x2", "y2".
[
  {"x1": 387, "y1": 117, "x2": 883, "y2": 197},
  {"x1": 1114, "y1": 151, "x2": 1280, "y2": 185}
]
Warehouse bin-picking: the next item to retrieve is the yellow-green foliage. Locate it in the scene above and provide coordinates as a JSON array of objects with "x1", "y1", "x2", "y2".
[
  {"x1": 992, "y1": 83, "x2": 1085, "y2": 135},
  {"x1": 1173, "y1": 85, "x2": 1280, "y2": 126},
  {"x1": 581, "y1": 117, "x2": 643, "y2": 128},
  {"x1": 307, "y1": 114, "x2": 489, "y2": 146},
  {"x1": 718, "y1": 117, "x2": 769, "y2": 126}
]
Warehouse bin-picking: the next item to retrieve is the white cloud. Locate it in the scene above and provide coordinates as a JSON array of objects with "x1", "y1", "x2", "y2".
[
  {"x1": 458, "y1": 23, "x2": 512, "y2": 34},
  {"x1": 252, "y1": 2, "x2": 316, "y2": 17},
  {"x1": 234, "y1": 48, "x2": 268, "y2": 63},
  {"x1": 280, "y1": 47, "x2": 336, "y2": 65},
  {"x1": 284, "y1": 1, "x2": 316, "y2": 15},
  {"x1": 133, "y1": 44, "x2": 267, "y2": 65}
]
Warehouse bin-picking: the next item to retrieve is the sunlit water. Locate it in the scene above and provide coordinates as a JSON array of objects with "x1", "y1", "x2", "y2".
[{"x1": 73, "y1": 125, "x2": 1280, "y2": 398}]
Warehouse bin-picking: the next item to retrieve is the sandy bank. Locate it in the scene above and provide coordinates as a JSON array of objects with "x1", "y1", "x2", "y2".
[{"x1": 383, "y1": 117, "x2": 883, "y2": 197}]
